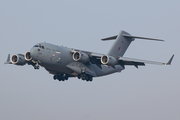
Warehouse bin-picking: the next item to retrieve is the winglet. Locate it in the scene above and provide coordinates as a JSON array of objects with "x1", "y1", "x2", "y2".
[
  {"x1": 164, "y1": 54, "x2": 174, "y2": 65},
  {"x1": 4, "y1": 54, "x2": 12, "y2": 64}
]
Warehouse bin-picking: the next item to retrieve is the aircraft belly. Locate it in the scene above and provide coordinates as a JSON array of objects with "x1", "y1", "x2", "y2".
[
  {"x1": 42, "y1": 63, "x2": 73, "y2": 75},
  {"x1": 66, "y1": 62, "x2": 97, "y2": 77},
  {"x1": 93, "y1": 65, "x2": 124, "y2": 77}
]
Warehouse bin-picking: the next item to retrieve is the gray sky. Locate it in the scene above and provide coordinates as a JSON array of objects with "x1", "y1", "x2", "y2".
[{"x1": 0, "y1": 0, "x2": 180, "y2": 120}]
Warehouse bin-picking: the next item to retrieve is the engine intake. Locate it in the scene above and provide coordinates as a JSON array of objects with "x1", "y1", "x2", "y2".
[
  {"x1": 73, "y1": 51, "x2": 89, "y2": 63},
  {"x1": 101, "y1": 55, "x2": 117, "y2": 66},
  {"x1": 25, "y1": 52, "x2": 32, "y2": 61},
  {"x1": 11, "y1": 54, "x2": 26, "y2": 65}
]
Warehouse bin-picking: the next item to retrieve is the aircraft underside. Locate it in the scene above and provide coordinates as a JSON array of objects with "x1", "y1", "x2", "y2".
[{"x1": 44, "y1": 63, "x2": 123, "y2": 82}]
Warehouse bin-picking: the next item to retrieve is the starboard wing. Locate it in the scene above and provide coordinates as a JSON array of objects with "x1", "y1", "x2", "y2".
[{"x1": 118, "y1": 55, "x2": 174, "y2": 68}]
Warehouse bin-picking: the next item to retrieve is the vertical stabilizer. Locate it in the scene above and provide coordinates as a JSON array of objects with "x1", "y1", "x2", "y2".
[{"x1": 107, "y1": 31, "x2": 134, "y2": 57}]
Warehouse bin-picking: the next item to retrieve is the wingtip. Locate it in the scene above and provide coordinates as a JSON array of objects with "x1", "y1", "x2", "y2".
[
  {"x1": 166, "y1": 54, "x2": 174, "y2": 65},
  {"x1": 4, "y1": 54, "x2": 12, "y2": 64}
]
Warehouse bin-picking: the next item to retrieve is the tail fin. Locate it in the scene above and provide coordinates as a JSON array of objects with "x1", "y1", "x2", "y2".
[
  {"x1": 102, "y1": 30, "x2": 164, "y2": 57},
  {"x1": 102, "y1": 31, "x2": 133, "y2": 57}
]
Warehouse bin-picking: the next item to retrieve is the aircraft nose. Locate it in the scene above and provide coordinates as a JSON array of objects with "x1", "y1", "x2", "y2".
[{"x1": 30, "y1": 47, "x2": 37, "y2": 59}]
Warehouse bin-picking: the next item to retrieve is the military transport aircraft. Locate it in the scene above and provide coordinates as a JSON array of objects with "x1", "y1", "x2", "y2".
[{"x1": 4, "y1": 31, "x2": 174, "y2": 82}]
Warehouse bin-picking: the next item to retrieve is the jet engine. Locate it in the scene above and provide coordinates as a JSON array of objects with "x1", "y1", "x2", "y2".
[
  {"x1": 73, "y1": 51, "x2": 89, "y2": 63},
  {"x1": 101, "y1": 55, "x2": 117, "y2": 66},
  {"x1": 11, "y1": 54, "x2": 26, "y2": 65},
  {"x1": 25, "y1": 52, "x2": 32, "y2": 61}
]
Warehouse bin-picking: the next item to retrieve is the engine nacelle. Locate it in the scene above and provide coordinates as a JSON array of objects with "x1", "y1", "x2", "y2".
[
  {"x1": 11, "y1": 54, "x2": 26, "y2": 65},
  {"x1": 25, "y1": 52, "x2": 32, "y2": 61},
  {"x1": 73, "y1": 51, "x2": 89, "y2": 63},
  {"x1": 101, "y1": 55, "x2": 117, "y2": 66}
]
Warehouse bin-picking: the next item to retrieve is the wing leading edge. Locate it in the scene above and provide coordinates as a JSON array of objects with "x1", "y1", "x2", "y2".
[{"x1": 118, "y1": 54, "x2": 174, "y2": 68}]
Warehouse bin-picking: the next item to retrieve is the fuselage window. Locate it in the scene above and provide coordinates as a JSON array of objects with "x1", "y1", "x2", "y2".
[
  {"x1": 42, "y1": 46, "x2": 45, "y2": 49},
  {"x1": 34, "y1": 45, "x2": 38, "y2": 47}
]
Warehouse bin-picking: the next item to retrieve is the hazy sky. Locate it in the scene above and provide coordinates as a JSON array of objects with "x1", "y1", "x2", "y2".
[{"x1": 0, "y1": 0, "x2": 180, "y2": 120}]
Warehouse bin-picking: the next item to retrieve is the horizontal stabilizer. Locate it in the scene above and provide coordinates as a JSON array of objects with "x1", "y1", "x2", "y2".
[
  {"x1": 101, "y1": 34, "x2": 164, "y2": 41},
  {"x1": 123, "y1": 34, "x2": 164, "y2": 41},
  {"x1": 101, "y1": 35, "x2": 117, "y2": 40}
]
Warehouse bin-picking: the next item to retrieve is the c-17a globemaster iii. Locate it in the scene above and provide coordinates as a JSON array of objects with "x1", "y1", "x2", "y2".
[{"x1": 5, "y1": 31, "x2": 174, "y2": 82}]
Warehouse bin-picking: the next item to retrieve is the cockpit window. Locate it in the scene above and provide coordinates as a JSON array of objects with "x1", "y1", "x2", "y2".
[{"x1": 33, "y1": 44, "x2": 45, "y2": 49}]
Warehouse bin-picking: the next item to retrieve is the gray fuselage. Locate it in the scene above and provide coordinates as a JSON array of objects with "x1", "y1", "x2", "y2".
[{"x1": 30, "y1": 42, "x2": 124, "y2": 77}]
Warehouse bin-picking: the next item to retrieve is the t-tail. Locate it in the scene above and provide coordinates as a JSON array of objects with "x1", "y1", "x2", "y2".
[{"x1": 101, "y1": 30, "x2": 164, "y2": 57}]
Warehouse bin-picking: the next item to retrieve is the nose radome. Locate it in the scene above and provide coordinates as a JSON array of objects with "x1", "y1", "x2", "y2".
[{"x1": 30, "y1": 47, "x2": 37, "y2": 60}]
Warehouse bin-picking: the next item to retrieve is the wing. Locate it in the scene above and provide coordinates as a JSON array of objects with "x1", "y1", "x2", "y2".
[
  {"x1": 118, "y1": 55, "x2": 174, "y2": 68},
  {"x1": 70, "y1": 49, "x2": 174, "y2": 69},
  {"x1": 89, "y1": 53, "x2": 174, "y2": 68},
  {"x1": 4, "y1": 54, "x2": 36, "y2": 67}
]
